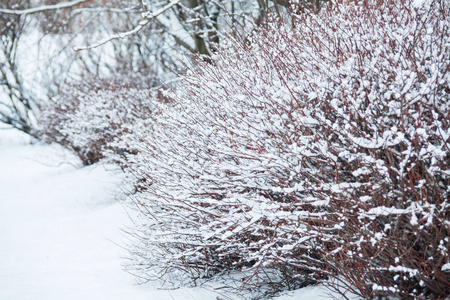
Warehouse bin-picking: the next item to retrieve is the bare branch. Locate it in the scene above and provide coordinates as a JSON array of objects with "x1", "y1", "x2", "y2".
[
  {"x1": 0, "y1": 0, "x2": 86, "y2": 15},
  {"x1": 71, "y1": 7, "x2": 141, "y2": 15},
  {"x1": 73, "y1": 0, "x2": 181, "y2": 52}
]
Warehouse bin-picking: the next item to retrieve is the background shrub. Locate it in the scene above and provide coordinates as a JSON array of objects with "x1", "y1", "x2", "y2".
[{"x1": 39, "y1": 74, "x2": 162, "y2": 165}]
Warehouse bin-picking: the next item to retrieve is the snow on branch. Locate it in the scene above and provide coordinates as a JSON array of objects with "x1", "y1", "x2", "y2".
[
  {"x1": 73, "y1": 0, "x2": 181, "y2": 52},
  {"x1": 0, "y1": 0, "x2": 86, "y2": 15}
]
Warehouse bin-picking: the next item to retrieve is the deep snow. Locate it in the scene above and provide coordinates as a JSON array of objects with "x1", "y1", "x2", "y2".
[{"x1": 0, "y1": 127, "x2": 349, "y2": 300}]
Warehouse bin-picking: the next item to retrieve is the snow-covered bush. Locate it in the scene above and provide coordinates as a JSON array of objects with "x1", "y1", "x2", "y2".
[
  {"x1": 39, "y1": 76, "x2": 161, "y2": 165},
  {"x1": 125, "y1": 0, "x2": 449, "y2": 298}
]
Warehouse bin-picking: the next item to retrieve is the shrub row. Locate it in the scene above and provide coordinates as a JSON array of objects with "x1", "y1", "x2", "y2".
[{"x1": 42, "y1": 0, "x2": 450, "y2": 298}]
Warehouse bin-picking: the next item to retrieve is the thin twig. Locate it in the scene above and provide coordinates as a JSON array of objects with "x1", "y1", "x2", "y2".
[
  {"x1": 73, "y1": 0, "x2": 181, "y2": 52},
  {"x1": 0, "y1": 0, "x2": 86, "y2": 15}
]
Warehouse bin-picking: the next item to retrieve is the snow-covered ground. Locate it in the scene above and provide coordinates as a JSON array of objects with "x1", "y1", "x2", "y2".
[{"x1": 0, "y1": 127, "x2": 348, "y2": 300}]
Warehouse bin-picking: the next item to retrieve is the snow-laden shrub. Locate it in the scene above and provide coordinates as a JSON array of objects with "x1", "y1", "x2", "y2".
[
  {"x1": 39, "y1": 76, "x2": 160, "y2": 165},
  {"x1": 125, "y1": 0, "x2": 450, "y2": 298}
]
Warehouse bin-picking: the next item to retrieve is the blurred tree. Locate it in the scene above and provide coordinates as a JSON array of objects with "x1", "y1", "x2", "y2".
[{"x1": 0, "y1": 0, "x2": 35, "y2": 134}]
